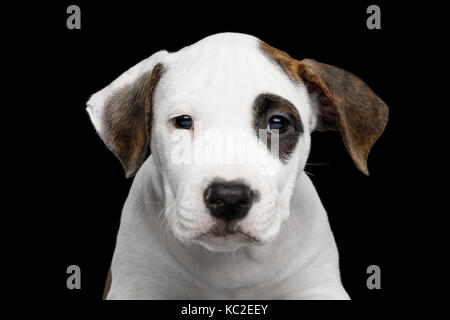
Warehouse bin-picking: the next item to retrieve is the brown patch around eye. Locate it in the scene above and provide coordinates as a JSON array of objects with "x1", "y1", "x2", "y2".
[{"x1": 252, "y1": 93, "x2": 303, "y2": 162}]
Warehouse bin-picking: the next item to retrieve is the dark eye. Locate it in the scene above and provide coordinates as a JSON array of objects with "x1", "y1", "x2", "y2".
[
  {"x1": 267, "y1": 116, "x2": 290, "y2": 133},
  {"x1": 173, "y1": 115, "x2": 193, "y2": 129}
]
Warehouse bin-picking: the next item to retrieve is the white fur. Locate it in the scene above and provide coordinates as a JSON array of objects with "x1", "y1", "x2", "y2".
[{"x1": 88, "y1": 33, "x2": 349, "y2": 299}]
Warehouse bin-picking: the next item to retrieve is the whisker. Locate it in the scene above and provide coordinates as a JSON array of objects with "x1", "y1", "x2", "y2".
[
  {"x1": 305, "y1": 162, "x2": 331, "y2": 166},
  {"x1": 160, "y1": 202, "x2": 176, "y2": 241},
  {"x1": 304, "y1": 170, "x2": 315, "y2": 177}
]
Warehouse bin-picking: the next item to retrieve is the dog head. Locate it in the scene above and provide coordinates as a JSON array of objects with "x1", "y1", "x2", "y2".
[{"x1": 87, "y1": 33, "x2": 388, "y2": 252}]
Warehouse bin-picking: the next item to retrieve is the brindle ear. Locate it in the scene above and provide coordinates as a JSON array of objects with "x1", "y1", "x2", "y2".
[
  {"x1": 260, "y1": 41, "x2": 388, "y2": 175},
  {"x1": 297, "y1": 59, "x2": 388, "y2": 175},
  {"x1": 86, "y1": 51, "x2": 167, "y2": 178}
]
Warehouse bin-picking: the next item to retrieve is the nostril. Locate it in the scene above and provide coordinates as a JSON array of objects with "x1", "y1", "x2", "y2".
[
  {"x1": 214, "y1": 199, "x2": 225, "y2": 206},
  {"x1": 237, "y1": 199, "x2": 250, "y2": 207}
]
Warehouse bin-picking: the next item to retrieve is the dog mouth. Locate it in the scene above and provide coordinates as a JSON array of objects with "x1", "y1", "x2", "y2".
[{"x1": 195, "y1": 221, "x2": 260, "y2": 243}]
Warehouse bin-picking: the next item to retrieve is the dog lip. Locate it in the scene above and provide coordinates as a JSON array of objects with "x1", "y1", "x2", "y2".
[
  {"x1": 212, "y1": 223, "x2": 235, "y2": 236},
  {"x1": 196, "y1": 223, "x2": 260, "y2": 242}
]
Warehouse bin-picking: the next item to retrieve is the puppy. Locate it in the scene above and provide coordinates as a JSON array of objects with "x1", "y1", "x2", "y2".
[{"x1": 87, "y1": 33, "x2": 388, "y2": 299}]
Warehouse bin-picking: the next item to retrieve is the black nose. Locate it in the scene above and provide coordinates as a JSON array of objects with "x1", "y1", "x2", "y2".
[{"x1": 204, "y1": 180, "x2": 255, "y2": 221}]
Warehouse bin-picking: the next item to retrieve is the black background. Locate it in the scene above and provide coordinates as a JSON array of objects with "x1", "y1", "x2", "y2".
[{"x1": 15, "y1": 0, "x2": 438, "y2": 315}]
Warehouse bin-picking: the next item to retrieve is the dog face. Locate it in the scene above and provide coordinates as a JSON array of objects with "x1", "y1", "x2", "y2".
[
  {"x1": 150, "y1": 36, "x2": 313, "y2": 251},
  {"x1": 87, "y1": 33, "x2": 388, "y2": 252}
]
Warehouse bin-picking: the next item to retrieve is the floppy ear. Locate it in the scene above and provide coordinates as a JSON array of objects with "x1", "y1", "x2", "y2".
[
  {"x1": 86, "y1": 51, "x2": 167, "y2": 178},
  {"x1": 298, "y1": 59, "x2": 388, "y2": 175},
  {"x1": 261, "y1": 43, "x2": 388, "y2": 175}
]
